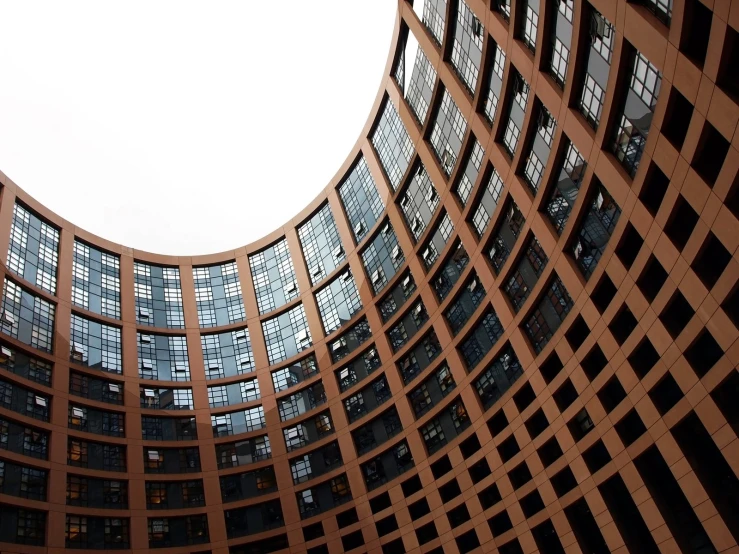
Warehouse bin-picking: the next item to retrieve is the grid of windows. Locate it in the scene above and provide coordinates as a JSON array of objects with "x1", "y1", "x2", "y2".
[
  {"x1": 72, "y1": 241, "x2": 120, "y2": 319},
  {"x1": 471, "y1": 167, "x2": 504, "y2": 236},
  {"x1": 262, "y1": 304, "x2": 312, "y2": 365},
  {"x1": 207, "y1": 378, "x2": 260, "y2": 408},
  {"x1": 0, "y1": 345, "x2": 52, "y2": 386},
  {"x1": 494, "y1": 0, "x2": 511, "y2": 20},
  {"x1": 429, "y1": 89, "x2": 468, "y2": 176},
  {"x1": 338, "y1": 156, "x2": 385, "y2": 243},
  {"x1": 611, "y1": 49, "x2": 662, "y2": 177},
  {"x1": 7, "y1": 203, "x2": 59, "y2": 294},
  {"x1": 361, "y1": 222, "x2": 404, "y2": 294},
  {"x1": 250, "y1": 238, "x2": 299, "y2": 315},
  {"x1": 298, "y1": 203, "x2": 344, "y2": 286},
  {"x1": 544, "y1": 140, "x2": 587, "y2": 234},
  {"x1": 372, "y1": 98, "x2": 414, "y2": 191},
  {"x1": 201, "y1": 328, "x2": 254, "y2": 380},
  {"x1": 591, "y1": 11, "x2": 615, "y2": 63},
  {"x1": 141, "y1": 387, "x2": 193, "y2": 410},
  {"x1": 504, "y1": 236, "x2": 548, "y2": 311},
  {"x1": 630, "y1": 52, "x2": 662, "y2": 110},
  {"x1": 1, "y1": 279, "x2": 55, "y2": 353},
  {"x1": 133, "y1": 263, "x2": 184, "y2": 328},
  {"x1": 315, "y1": 271, "x2": 362, "y2": 335},
  {"x1": 399, "y1": 164, "x2": 440, "y2": 241},
  {"x1": 642, "y1": 0, "x2": 672, "y2": 25},
  {"x1": 459, "y1": 310, "x2": 505, "y2": 369},
  {"x1": 422, "y1": 0, "x2": 447, "y2": 45},
  {"x1": 523, "y1": 152, "x2": 545, "y2": 194},
  {"x1": 523, "y1": 276, "x2": 574, "y2": 353},
  {"x1": 405, "y1": 47, "x2": 436, "y2": 124},
  {"x1": 483, "y1": 45, "x2": 506, "y2": 124},
  {"x1": 521, "y1": 2, "x2": 539, "y2": 52},
  {"x1": 211, "y1": 406, "x2": 266, "y2": 437},
  {"x1": 571, "y1": 182, "x2": 622, "y2": 279},
  {"x1": 271, "y1": 355, "x2": 319, "y2": 392},
  {"x1": 192, "y1": 262, "x2": 245, "y2": 327},
  {"x1": 488, "y1": 200, "x2": 525, "y2": 273},
  {"x1": 455, "y1": 139, "x2": 485, "y2": 205},
  {"x1": 502, "y1": 118, "x2": 521, "y2": 158},
  {"x1": 421, "y1": 212, "x2": 454, "y2": 269},
  {"x1": 513, "y1": 71, "x2": 530, "y2": 110},
  {"x1": 138, "y1": 333, "x2": 190, "y2": 381},
  {"x1": 70, "y1": 314, "x2": 121, "y2": 374},
  {"x1": 473, "y1": 344, "x2": 523, "y2": 410},
  {"x1": 450, "y1": 0, "x2": 483, "y2": 94},
  {"x1": 550, "y1": 38, "x2": 569, "y2": 87},
  {"x1": 580, "y1": 74, "x2": 605, "y2": 128}
]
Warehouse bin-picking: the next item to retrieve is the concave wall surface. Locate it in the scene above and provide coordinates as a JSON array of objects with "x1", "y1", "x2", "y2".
[{"x1": 0, "y1": 0, "x2": 738, "y2": 553}]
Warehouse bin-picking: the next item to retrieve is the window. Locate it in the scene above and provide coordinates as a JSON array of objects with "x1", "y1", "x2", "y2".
[
  {"x1": 250, "y1": 238, "x2": 299, "y2": 315},
  {"x1": 72, "y1": 241, "x2": 120, "y2": 319},
  {"x1": 429, "y1": 90, "x2": 467, "y2": 176},
  {"x1": 261, "y1": 304, "x2": 311, "y2": 366},
  {"x1": 483, "y1": 45, "x2": 506, "y2": 124},
  {"x1": 421, "y1": 418, "x2": 446, "y2": 453},
  {"x1": 571, "y1": 182, "x2": 621, "y2": 279},
  {"x1": 523, "y1": 151, "x2": 545, "y2": 193},
  {"x1": 339, "y1": 156, "x2": 385, "y2": 242},
  {"x1": 65, "y1": 516, "x2": 88, "y2": 548},
  {"x1": 371, "y1": 99, "x2": 414, "y2": 191},
  {"x1": 138, "y1": 333, "x2": 190, "y2": 381},
  {"x1": 134, "y1": 263, "x2": 184, "y2": 328},
  {"x1": 271, "y1": 355, "x2": 318, "y2": 392},
  {"x1": 7, "y1": 203, "x2": 59, "y2": 294},
  {"x1": 298, "y1": 203, "x2": 344, "y2": 286},
  {"x1": 502, "y1": 119, "x2": 521, "y2": 157},
  {"x1": 70, "y1": 314, "x2": 122, "y2": 374},
  {"x1": 1, "y1": 279, "x2": 55, "y2": 353},
  {"x1": 580, "y1": 74, "x2": 605, "y2": 128},
  {"x1": 521, "y1": 3, "x2": 538, "y2": 52},
  {"x1": 20, "y1": 466, "x2": 46, "y2": 500},
  {"x1": 450, "y1": 0, "x2": 483, "y2": 94},
  {"x1": 315, "y1": 271, "x2": 362, "y2": 334},
  {"x1": 192, "y1": 262, "x2": 245, "y2": 327},
  {"x1": 361, "y1": 222, "x2": 403, "y2": 294},
  {"x1": 611, "y1": 49, "x2": 662, "y2": 177}
]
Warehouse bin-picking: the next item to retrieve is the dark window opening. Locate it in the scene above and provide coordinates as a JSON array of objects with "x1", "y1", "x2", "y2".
[
  {"x1": 691, "y1": 232, "x2": 731, "y2": 289},
  {"x1": 564, "y1": 498, "x2": 610, "y2": 554},
  {"x1": 520, "y1": 489, "x2": 545, "y2": 517},
  {"x1": 628, "y1": 337, "x2": 660, "y2": 378},
  {"x1": 525, "y1": 408, "x2": 549, "y2": 438},
  {"x1": 659, "y1": 291, "x2": 694, "y2": 338},
  {"x1": 513, "y1": 382, "x2": 536, "y2": 411},
  {"x1": 551, "y1": 466, "x2": 578, "y2": 497},
  {"x1": 598, "y1": 376, "x2": 627, "y2": 413},
  {"x1": 661, "y1": 89, "x2": 693, "y2": 149},
  {"x1": 581, "y1": 344, "x2": 608, "y2": 381},
  {"x1": 488, "y1": 510, "x2": 513, "y2": 536},
  {"x1": 615, "y1": 409, "x2": 647, "y2": 446},
  {"x1": 615, "y1": 224, "x2": 643, "y2": 269},
  {"x1": 636, "y1": 255, "x2": 668, "y2": 302},
  {"x1": 664, "y1": 196, "x2": 699, "y2": 251},
  {"x1": 469, "y1": 458, "x2": 492, "y2": 483},
  {"x1": 609, "y1": 305, "x2": 638, "y2": 345},
  {"x1": 639, "y1": 163, "x2": 670, "y2": 216},
  {"x1": 539, "y1": 352, "x2": 563, "y2": 383},
  {"x1": 565, "y1": 315, "x2": 590, "y2": 352},
  {"x1": 684, "y1": 330, "x2": 723, "y2": 378},
  {"x1": 553, "y1": 379, "x2": 578, "y2": 411},
  {"x1": 538, "y1": 437, "x2": 563, "y2": 467},
  {"x1": 582, "y1": 440, "x2": 612, "y2": 474}
]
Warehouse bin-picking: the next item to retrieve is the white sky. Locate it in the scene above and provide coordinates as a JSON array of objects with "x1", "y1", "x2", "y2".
[{"x1": 0, "y1": 1, "x2": 397, "y2": 256}]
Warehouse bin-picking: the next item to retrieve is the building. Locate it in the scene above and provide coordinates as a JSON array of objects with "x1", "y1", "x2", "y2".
[{"x1": 0, "y1": 0, "x2": 737, "y2": 552}]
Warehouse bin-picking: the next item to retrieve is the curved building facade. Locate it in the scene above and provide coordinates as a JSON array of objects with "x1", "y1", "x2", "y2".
[{"x1": 0, "y1": 0, "x2": 738, "y2": 553}]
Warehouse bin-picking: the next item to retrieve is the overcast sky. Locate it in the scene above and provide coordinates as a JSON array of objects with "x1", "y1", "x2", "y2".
[{"x1": 0, "y1": 1, "x2": 397, "y2": 256}]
